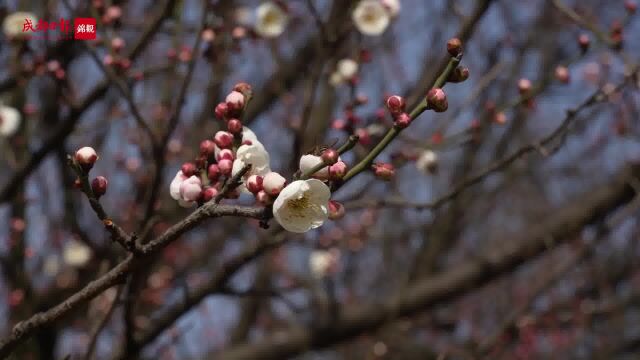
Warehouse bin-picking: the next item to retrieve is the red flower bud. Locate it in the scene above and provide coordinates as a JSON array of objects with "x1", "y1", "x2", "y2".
[
  {"x1": 385, "y1": 95, "x2": 406, "y2": 116},
  {"x1": 328, "y1": 200, "x2": 345, "y2": 220},
  {"x1": 201, "y1": 187, "x2": 218, "y2": 202},
  {"x1": 225, "y1": 91, "x2": 245, "y2": 114},
  {"x1": 578, "y1": 33, "x2": 590, "y2": 52},
  {"x1": 199, "y1": 140, "x2": 216, "y2": 157},
  {"x1": 227, "y1": 118, "x2": 243, "y2": 134},
  {"x1": 448, "y1": 66, "x2": 470, "y2": 83},
  {"x1": 518, "y1": 78, "x2": 532, "y2": 95},
  {"x1": 446, "y1": 38, "x2": 463, "y2": 57},
  {"x1": 91, "y1": 176, "x2": 108, "y2": 197},
  {"x1": 372, "y1": 163, "x2": 394, "y2": 181},
  {"x1": 355, "y1": 128, "x2": 371, "y2": 145},
  {"x1": 394, "y1": 113, "x2": 412, "y2": 129},
  {"x1": 554, "y1": 66, "x2": 570, "y2": 84},
  {"x1": 233, "y1": 82, "x2": 253, "y2": 100},
  {"x1": 246, "y1": 175, "x2": 263, "y2": 194},
  {"x1": 181, "y1": 162, "x2": 197, "y2": 177},
  {"x1": 256, "y1": 190, "x2": 272, "y2": 205},
  {"x1": 218, "y1": 159, "x2": 233, "y2": 176},
  {"x1": 321, "y1": 148, "x2": 339, "y2": 165},
  {"x1": 426, "y1": 88, "x2": 448, "y2": 112},
  {"x1": 625, "y1": 0, "x2": 637, "y2": 13},
  {"x1": 214, "y1": 131, "x2": 233, "y2": 148},
  {"x1": 207, "y1": 164, "x2": 220, "y2": 181},
  {"x1": 329, "y1": 161, "x2": 348, "y2": 180},
  {"x1": 75, "y1": 147, "x2": 99, "y2": 171},
  {"x1": 217, "y1": 148, "x2": 234, "y2": 161},
  {"x1": 214, "y1": 102, "x2": 228, "y2": 120}
]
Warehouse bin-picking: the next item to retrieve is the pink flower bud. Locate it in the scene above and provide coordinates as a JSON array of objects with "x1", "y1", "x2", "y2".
[
  {"x1": 227, "y1": 118, "x2": 243, "y2": 134},
  {"x1": 233, "y1": 82, "x2": 253, "y2": 99},
  {"x1": 518, "y1": 78, "x2": 532, "y2": 95},
  {"x1": 328, "y1": 200, "x2": 345, "y2": 220},
  {"x1": 202, "y1": 28, "x2": 216, "y2": 42},
  {"x1": 625, "y1": 0, "x2": 637, "y2": 13},
  {"x1": 262, "y1": 172, "x2": 286, "y2": 196},
  {"x1": 103, "y1": 55, "x2": 114, "y2": 67},
  {"x1": 372, "y1": 163, "x2": 394, "y2": 181},
  {"x1": 329, "y1": 161, "x2": 348, "y2": 180},
  {"x1": 91, "y1": 176, "x2": 108, "y2": 197},
  {"x1": 214, "y1": 102, "x2": 228, "y2": 120},
  {"x1": 555, "y1": 66, "x2": 570, "y2": 84},
  {"x1": 385, "y1": 95, "x2": 406, "y2": 116},
  {"x1": 426, "y1": 88, "x2": 448, "y2": 112},
  {"x1": 214, "y1": 131, "x2": 234, "y2": 148},
  {"x1": 447, "y1": 38, "x2": 463, "y2": 57},
  {"x1": 217, "y1": 148, "x2": 234, "y2": 161},
  {"x1": 179, "y1": 176, "x2": 202, "y2": 202},
  {"x1": 332, "y1": 118, "x2": 347, "y2": 130},
  {"x1": 578, "y1": 33, "x2": 590, "y2": 52},
  {"x1": 111, "y1": 37, "x2": 125, "y2": 52},
  {"x1": 225, "y1": 91, "x2": 245, "y2": 113},
  {"x1": 208, "y1": 164, "x2": 220, "y2": 181},
  {"x1": 201, "y1": 187, "x2": 218, "y2": 202},
  {"x1": 199, "y1": 140, "x2": 216, "y2": 157},
  {"x1": 181, "y1": 162, "x2": 197, "y2": 177},
  {"x1": 246, "y1": 175, "x2": 264, "y2": 194},
  {"x1": 394, "y1": 113, "x2": 412, "y2": 129},
  {"x1": 218, "y1": 159, "x2": 233, "y2": 176},
  {"x1": 75, "y1": 147, "x2": 99, "y2": 170},
  {"x1": 494, "y1": 111, "x2": 507, "y2": 125},
  {"x1": 256, "y1": 190, "x2": 272, "y2": 205},
  {"x1": 448, "y1": 66, "x2": 469, "y2": 83},
  {"x1": 355, "y1": 128, "x2": 371, "y2": 145},
  {"x1": 321, "y1": 148, "x2": 339, "y2": 165}
]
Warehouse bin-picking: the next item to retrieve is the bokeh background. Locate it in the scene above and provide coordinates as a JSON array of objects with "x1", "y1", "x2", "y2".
[{"x1": 1, "y1": 0, "x2": 640, "y2": 359}]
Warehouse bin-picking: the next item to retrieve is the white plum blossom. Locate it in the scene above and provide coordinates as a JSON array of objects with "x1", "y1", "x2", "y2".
[
  {"x1": 170, "y1": 171, "x2": 198, "y2": 208},
  {"x1": 352, "y1": 0, "x2": 391, "y2": 36},
  {"x1": 381, "y1": 0, "x2": 401, "y2": 17},
  {"x1": 0, "y1": 105, "x2": 21, "y2": 137},
  {"x1": 415, "y1": 149, "x2": 438, "y2": 174},
  {"x1": 3, "y1": 11, "x2": 37, "y2": 39},
  {"x1": 232, "y1": 141, "x2": 271, "y2": 178},
  {"x1": 63, "y1": 240, "x2": 92, "y2": 267},
  {"x1": 273, "y1": 179, "x2": 330, "y2": 233},
  {"x1": 255, "y1": 1, "x2": 288, "y2": 38},
  {"x1": 329, "y1": 59, "x2": 359, "y2": 86},
  {"x1": 180, "y1": 176, "x2": 202, "y2": 202},
  {"x1": 309, "y1": 249, "x2": 339, "y2": 278}
]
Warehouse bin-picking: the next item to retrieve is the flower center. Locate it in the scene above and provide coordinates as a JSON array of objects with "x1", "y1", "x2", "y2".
[
  {"x1": 264, "y1": 10, "x2": 281, "y2": 26},
  {"x1": 287, "y1": 194, "x2": 310, "y2": 211}
]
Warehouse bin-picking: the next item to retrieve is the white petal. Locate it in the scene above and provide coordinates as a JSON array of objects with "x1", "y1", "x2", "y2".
[
  {"x1": 305, "y1": 179, "x2": 331, "y2": 205},
  {"x1": 169, "y1": 171, "x2": 186, "y2": 200},
  {"x1": 352, "y1": 0, "x2": 390, "y2": 36},
  {"x1": 63, "y1": 240, "x2": 91, "y2": 267},
  {"x1": 241, "y1": 126, "x2": 259, "y2": 144},
  {"x1": 337, "y1": 59, "x2": 358, "y2": 79},
  {"x1": 3, "y1": 12, "x2": 37, "y2": 38},
  {"x1": 299, "y1": 154, "x2": 328, "y2": 179},
  {"x1": 0, "y1": 105, "x2": 21, "y2": 137},
  {"x1": 255, "y1": 2, "x2": 288, "y2": 38}
]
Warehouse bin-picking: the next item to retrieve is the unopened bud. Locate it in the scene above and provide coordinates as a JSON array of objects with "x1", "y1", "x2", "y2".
[
  {"x1": 181, "y1": 162, "x2": 197, "y2": 177},
  {"x1": 448, "y1": 66, "x2": 470, "y2": 83},
  {"x1": 111, "y1": 37, "x2": 125, "y2": 52},
  {"x1": 625, "y1": 0, "x2": 637, "y2": 13},
  {"x1": 218, "y1": 159, "x2": 233, "y2": 176},
  {"x1": 446, "y1": 38, "x2": 463, "y2": 57},
  {"x1": 372, "y1": 163, "x2": 394, "y2": 181},
  {"x1": 262, "y1": 172, "x2": 286, "y2": 196},
  {"x1": 494, "y1": 111, "x2": 507, "y2": 125},
  {"x1": 227, "y1": 118, "x2": 243, "y2": 134},
  {"x1": 201, "y1": 187, "x2": 218, "y2": 202},
  {"x1": 91, "y1": 176, "x2": 108, "y2": 197},
  {"x1": 233, "y1": 82, "x2": 253, "y2": 100},
  {"x1": 246, "y1": 175, "x2": 264, "y2": 194},
  {"x1": 199, "y1": 140, "x2": 216, "y2": 157},
  {"x1": 518, "y1": 78, "x2": 532, "y2": 95},
  {"x1": 256, "y1": 190, "x2": 272, "y2": 205},
  {"x1": 578, "y1": 33, "x2": 590, "y2": 52},
  {"x1": 328, "y1": 200, "x2": 345, "y2": 220},
  {"x1": 75, "y1": 147, "x2": 99, "y2": 171},
  {"x1": 225, "y1": 91, "x2": 245, "y2": 114},
  {"x1": 321, "y1": 148, "x2": 339, "y2": 165},
  {"x1": 215, "y1": 102, "x2": 228, "y2": 120},
  {"x1": 426, "y1": 88, "x2": 448, "y2": 112},
  {"x1": 385, "y1": 95, "x2": 406, "y2": 116},
  {"x1": 329, "y1": 161, "x2": 348, "y2": 180},
  {"x1": 555, "y1": 66, "x2": 570, "y2": 84},
  {"x1": 217, "y1": 148, "x2": 234, "y2": 161},
  {"x1": 208, "y1": 164, "x2": 220, "y2": 181},
  {"x1": 214, "y1": 131, "x2": 234, "y2": 148},
  {"x1": 394, "y1": 113, "x2": 412, "y2": 129}
]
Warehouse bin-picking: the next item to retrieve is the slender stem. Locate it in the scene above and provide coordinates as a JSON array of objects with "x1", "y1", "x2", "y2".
[{"x1": 342, "y1": 55, "x2": 462, "y2": 183}]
